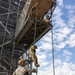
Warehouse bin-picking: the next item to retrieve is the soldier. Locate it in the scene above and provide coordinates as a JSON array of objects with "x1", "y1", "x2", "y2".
[
  {"x1": 44, "y1": 15, "x2": 51, "y2": 23},
  {"x1": 30, "y1": 45, "x2": 40, "y2": 67},
  {"x1": 12, "y1": 59, "x2": 37, "y2": 75}
]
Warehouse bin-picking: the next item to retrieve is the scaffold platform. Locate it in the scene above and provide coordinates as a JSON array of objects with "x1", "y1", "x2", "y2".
[
  {"x1": 15, "y1": 17, "x2": 53, "y2": 50},
  {"x1": 15, "y1": 0, "x2": 56, "y2": 50}
]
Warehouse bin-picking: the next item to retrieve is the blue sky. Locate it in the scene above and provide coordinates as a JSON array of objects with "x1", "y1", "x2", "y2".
[{"x1": 32, "y1": 0, "x2": 75, "y2": 75}]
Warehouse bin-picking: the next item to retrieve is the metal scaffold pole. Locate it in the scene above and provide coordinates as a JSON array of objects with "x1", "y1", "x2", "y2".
[
  {"x1": 1, "y1": 0, "x2": 12, "y2": 55},
  {"x1": 10, "y1": 40, "x2": 15, "y2": 73}
]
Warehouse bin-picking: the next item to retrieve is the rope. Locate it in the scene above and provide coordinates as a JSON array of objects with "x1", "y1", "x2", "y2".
[
  {"x1": 49, "y1": 2, "x2": 55, "y2": 75},
  {"x1": 34, "y1": 21, "x2": 37, "y2": 44},
  {"x1": 51, "y1": 29, "x2": 55, "y2": 75},
  {"x1": 33, "y1": 2, "x2": 39, "y2": 75},
  {"x1": 33, "y1": 2, "x2": 38, "y2": 44}
]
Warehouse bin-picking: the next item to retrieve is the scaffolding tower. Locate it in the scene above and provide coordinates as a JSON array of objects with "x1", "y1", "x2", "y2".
[{"x1": 0, "y1": 0, "x2": 56, "y2": 75}]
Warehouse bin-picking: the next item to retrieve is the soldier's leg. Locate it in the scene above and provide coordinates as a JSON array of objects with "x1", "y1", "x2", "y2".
[{"x1": 32, "y1": 54, "x2": 39, "y2": 67}]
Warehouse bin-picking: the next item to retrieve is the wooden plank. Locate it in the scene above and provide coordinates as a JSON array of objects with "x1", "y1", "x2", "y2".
[{"x1": 29, "y1": 0, "x2": 53, "y2": 19}]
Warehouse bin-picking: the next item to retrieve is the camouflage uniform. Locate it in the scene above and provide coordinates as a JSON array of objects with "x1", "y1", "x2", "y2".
[
  {"x1": 30, "y1": 45, "x2": 40, "y2": 67},
  {"x1": 12, "y1": 59, "x2": 36, "y2": 75},
  {"x1": 44, "y1": 15, "x2": 51, "y2": 23},
  {"x1": 12, "y1": 67, "x2": 27, "y2": 75}
]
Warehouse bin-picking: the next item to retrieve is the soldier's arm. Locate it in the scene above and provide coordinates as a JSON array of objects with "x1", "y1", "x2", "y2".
[{"x1": 12, "y1": 71, "x2": 16, "y2": 75}]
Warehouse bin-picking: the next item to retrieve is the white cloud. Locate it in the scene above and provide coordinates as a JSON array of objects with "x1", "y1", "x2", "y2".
[
  {"x1": 67, "y1": 15, "x2": 75, "y2": 28},
  {"x1": 37, "y1": 52, "x2": 47, "y2": 61},
  {"x1": 33, "y1": 1, "x2": 75, "y2": 75},
  {"x1": 55, "y1": 62, "x2": 75, "y2": 75},
  {"x1": 66, "y1": 33, "x2": 75, "y2": 47},
  {"x1": 62, "y1": 50, "x2": 72, "y2": 61},
  {"x1": 55, "y1": 59, "x2": 62, "y2": 67},
  {"x1": 53, "y1": 4, "x2": 75, "y2": 49},
  {"x1": 57, "y1": 0, "x2": 64, "y2": 7},
  {"x1": 63, "y1": 50, "x2": 72, "y2": 56},
  {"x1": 53, "y1": 7, "x2": 62, "y2": 15},
  {"x1": 59, "y1": 27, "x2": 72, "y2": 35},
  {"x1": 53, "y1": 7, "x2": 66, "y2": 28},
  {"x1": 53, "y1": 26, "x2": 73, "y2": 43},
  {"x1": 39, "y1": 42, "x2": 52, "y2": 51},
  {"x1": 65, "y1": 5, "x2": 75, "y2": 10},
  {"x1": 39, "y1": 61, "x2": 49, "y2": 67},
  {"x1": 65, "y1": 5, "x2": 75, "y2": 28},
  {"x1": 41, "y1": 32, "x2": 52, "y2": 43},
  {"x1": 56, "y1": 42, "x2": 66, "y2": 49},
  {"x1": 33, "y1": 61, "x2": 75, "y2": 75}
]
